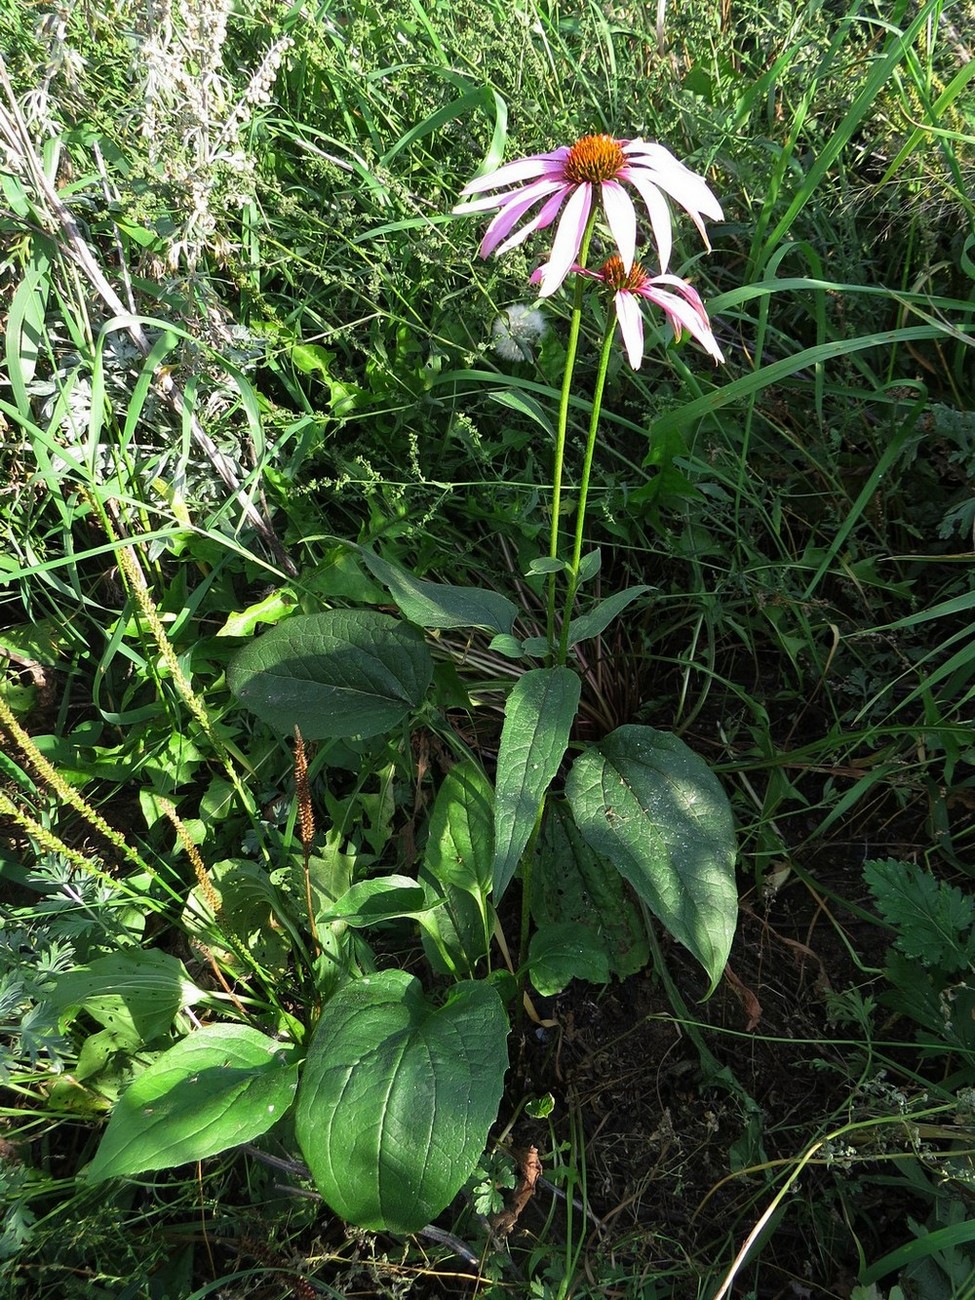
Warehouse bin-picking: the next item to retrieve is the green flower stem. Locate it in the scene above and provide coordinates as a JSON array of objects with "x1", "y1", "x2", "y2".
[
  {"x1": 546, "y1": 210, "x2": 599, "y2": 660},
  {"x1": 557, "y1": 313, "x2": 616, "y2": 666}
]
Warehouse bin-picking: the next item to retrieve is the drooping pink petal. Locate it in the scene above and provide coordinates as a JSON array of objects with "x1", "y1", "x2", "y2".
[
  {"x1": 641, "y1": 282, "x2": 724, "y2": 363},
  {"x1": 631, "y1": 141, "x2": 723, "y2": 209},
  {"x1": 458, "y1": 149, "x2": 571, "y2": 196},
  {"x1": 475, "y1": 179, "x2": 568, "y2": 257},
  {"x1": 621, "y1": 141, "x2": 723, "y2": 258},
  {"x1": 639, "y1": 145, "x2": 724, "y2": 220},
  {"x1": 454, "y1": 172, "x2": 565, "y2": 217},
  {"x1": 614, "y1": 289, "x2": 646, "y2": 369},
  {"x1": 493, "y1": 187, "x2": 572, "y2": 257},
  {"x1": 600, "y1": 181, "x2": 637, "y2": 271},
  {"x1": 536, "y1": 184, "x2": 592, "y2": 298},
  {"x1": 622, "y1": 173, "x2": 674, "y2": 272},
  {"x1": 650, "y1": 273, "x2": 708, "y2": 313},
  {"x1": 453, "y1": 189, "x2": 519, "y2": 216},
  {"x1": 478, "y1": 196, "x2": 540, "y2": 258},
  {"x1": 577, "y1": 256, "x2": 724, "y2": 368}
]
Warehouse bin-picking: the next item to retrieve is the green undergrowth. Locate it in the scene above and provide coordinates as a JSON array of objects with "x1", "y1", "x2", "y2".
[{"x1": 1, "y1": 0, "x2": 974, "y2": 1296}]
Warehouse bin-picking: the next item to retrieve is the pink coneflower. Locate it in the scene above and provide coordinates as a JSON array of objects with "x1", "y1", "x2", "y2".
[
  {"x1": 453, "y1": 134, "x2": 723, "y2": 298},
  {"x1": 549, "y1": 255, "x2": 724, "y2": 370}
]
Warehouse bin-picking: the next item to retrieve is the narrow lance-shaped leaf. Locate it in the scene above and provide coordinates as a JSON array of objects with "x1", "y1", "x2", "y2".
[
  {"x1": 567, "y1": 584, "x2": 651, "y2": 647},
  {"x1": 347, "y1": 543, "x2": 517, "y2": 634},
  {"x1": 493, "y1": 667, "x2": 580, "y2": 900},
  {"x1": 421, "y1": 759, "x2": 495, "y2": 975}
]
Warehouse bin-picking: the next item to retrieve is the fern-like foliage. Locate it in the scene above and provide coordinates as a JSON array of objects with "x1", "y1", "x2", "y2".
[{"x1": 864, "y1": 858, "x2": 975, "y2": 974}]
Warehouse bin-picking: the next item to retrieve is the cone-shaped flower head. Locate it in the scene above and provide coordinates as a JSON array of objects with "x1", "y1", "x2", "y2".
[
  {"x1": 574, "y1": 255, "x2": 725, "y2": 370},
  {"x1": 454, "y1": 134, "x2": 723, "y2": 298}
]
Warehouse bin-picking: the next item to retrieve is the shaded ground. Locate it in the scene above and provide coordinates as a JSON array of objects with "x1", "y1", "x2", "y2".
[{"x1": 455, "y1": 767, "x2": 940, "y2": 1297}]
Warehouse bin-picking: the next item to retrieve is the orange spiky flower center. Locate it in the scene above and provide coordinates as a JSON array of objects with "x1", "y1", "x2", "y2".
[
  {"x1": 598, "y1": 255, "x2": 649, "y2": 292},
  {"x1": 564, "y1": 134, "x2": 627, "y2": 185}
]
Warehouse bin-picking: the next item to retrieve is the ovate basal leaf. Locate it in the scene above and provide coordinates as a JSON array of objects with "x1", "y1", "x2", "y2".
[
  {"x1": 528, "y1": 922, "x2": 611, "y2": 996},
  {"x1": 228, "y1": 609, "x2": 432, "y2": 739},
  {"x1": 533, "y1": 799, "x2": 649, "y2": 981},
  {"x1": 566, "y1": 725, "x2": 737, "y2": 994},
  {"x1": 295, "y1": 970, "x2": 508, "y2": 1233},
  {"x1": 52, "y1": 950, "x2": 204, "y2": 1043},
  {"x1": 86, "y1": 1024, "x2": 298, "y2": 1182},
  {"x1": 182, "y1": 858, "x2": 294, "y2": 976}
]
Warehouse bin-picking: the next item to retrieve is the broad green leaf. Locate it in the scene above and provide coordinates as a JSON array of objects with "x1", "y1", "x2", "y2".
[
  {"x1": 533, "y1": 799, "x2": 649, "y2": 980},
  {"x1": 66, "y1": 1025, "x2": 143, "y2": 1111},
  {"x1": 0, "y1": 617, "x2": 64, "y2": 665},
  {"x1": 487, "y1": 388, "x2": 554, "y2": 435},
  {"x1": 52, "y1": 950, "x2": 204, "y2": 1043},
  {"x1": 290, "y1": 340, "x2": 336, "y2": 376},
  {"x1": 295, "y1": 970, "x2": 508, "y2": 1233},
  {"x1": 527, "y1": 557, "x2": 566, "y2": 575},
  {"x1": 421, "y1": 760, "x2": 495, "y2": 976},
  {"x1": 349, "y1": 544, "x2": 517, "y2": 634},
  {"x1": 319, "y1": 875, "x2": 430, "y2": 925},
  {"x1": 488, "y1": 633, "x2": 526, "y2": 660},
  {"x1": 519, "y1": 635, "x2": 550, "y2": 658},
  {"x1": 228, "y1": 609, "x2": 433, "y2": 739},
  {"x1": 425, "y1": 760, "x2": 494, "y2": 897},
  {"x1": 48, "y1": 1023, "x2": 146, "y2": 1115},
  {"x1": 86, "y1": 1025, "x2": 298, "y2": 1183},
  {"x1": 565, "y1": 726, "x2": 737, "y2": 994},
  {"x1": 419, "y1": 888, "x2": 490, "y2": 978},
  {"x1": 576, "y1": 549, "x2": 602, "y2": 584},
  {"x1": 270, "y1": 835, "x2": 354, "y2": 928},
  {"x1": 492, "y1": 668, "x2": 581, "y2": 901},
  {"x1": 567, "y1": 585, "x2": 651, "y2": 647},
  {"x1": 1, "y1": 169, "x2": 32, "y2": 218},
  {"x1": 528, "y1": 923, "x2": 611, "y2": 996},
  {"x1": 303, "y1": 547, "x2": 387, "y2": 604}
]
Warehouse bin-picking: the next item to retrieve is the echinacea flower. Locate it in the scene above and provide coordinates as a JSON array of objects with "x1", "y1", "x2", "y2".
[
  {"x1": 454, "y1": 134, "x2": 723, "y2": 299},
  {"x1": 538, "y1": 255, "x2": 724, "y2": 370}
]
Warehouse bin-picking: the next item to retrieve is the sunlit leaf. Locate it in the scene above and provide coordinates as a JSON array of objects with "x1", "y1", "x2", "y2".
[
  {"x1": 228, "y1": 610, "x2": 432, "y2": 739},
  {"x1": 296, "y1": 971, "x2": 508, "y2": 1232},
  {"x1": 566, "y1": 726, "x2": 737, "y2": 994},
  {"x1": 86, "y1": 1025, "x2": 298, "y2": 1182}
]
